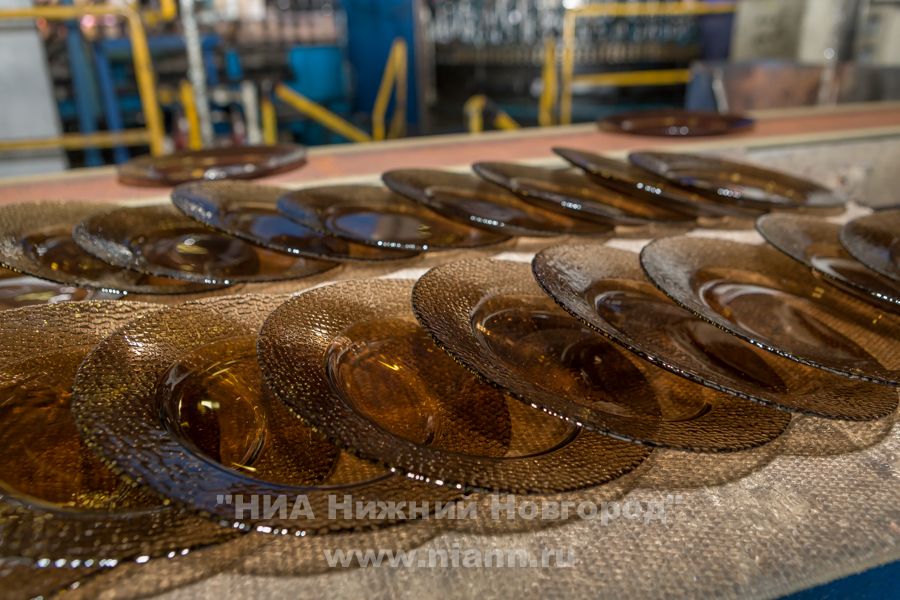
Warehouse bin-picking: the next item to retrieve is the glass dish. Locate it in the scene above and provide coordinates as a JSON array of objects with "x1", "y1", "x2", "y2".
[
  {"x1": 257, "y1": 279, "x2": 648, "y2": 494},
  {"x1": 73, "y1": 204, "x2": 337, "y2": 285},
  {"x1": 553, "y1": 147, "x2": 762, "y2": 221},
  {"x1": 0, "y1": 266, "x2": 117, "y2": 309},
  {"x1": 629, "y1": 151, "x2": 846, "y2": 214},
  {"x1": 72, "y1": 294, "x2": 457, "y2": 534},
  {"x1": 598, "y1": 109, "x2": 754, "y2": 137},
  {"x1": 382, "y1": 169, "x2": 612, "y2": 237},
  {"x1": 0, "y1": 201, "x2": 220, "y2": 295},
  {"x1": 412, "y1": 259, "x2": 791, "y2": 451},
  {"x1": 532, "y1": 243, "x2": 898, "y2": 420},
  {"x1": 117, "y1": 144, "x2": 307, "y2": 187},
  {"x1": 0, "y1": 301, "x2": 233, "y2": 563},
  {"x1": 277, "y1": 185, "x2": 511, "y2": 251},
  {"x1": 839, "y1": 209, "x2": 900, "y2": 284},
  {"x1": 472, "y1": 161, "x2": 696, "y2": 231},
  {"x1": 172, "y1": 181, "x2": 420, "y2": 262},
  {"x1": 757, "y1": 213, "x2": 900, "y2": 312},
  {"x1": 641, "y1": 237, "x2": 900, "y2": 386}
]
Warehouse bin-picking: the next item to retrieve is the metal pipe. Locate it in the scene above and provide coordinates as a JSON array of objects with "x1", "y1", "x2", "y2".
[
  {"x1": 275, "y1": 84, "x2": 371, "y2": 143},
  {"x1": 179, "y1": 0, "x2": 213, "y2": 146}
]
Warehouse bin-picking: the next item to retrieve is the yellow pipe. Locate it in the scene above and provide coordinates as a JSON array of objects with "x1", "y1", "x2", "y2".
[
  {"x1": 261, "y1": 96, "x2": 278, "y2": 145},
  {"x1": 0, "y1": 5, "x2": 165, "y2": 155},
  {"x1": 141, "y1": 0, "x2": 177, "y2": 26},
  {"x1": 574, "y1": 69, "x2": 692, "y2": 87},
  {"x1": 539, "y1": 39, "x2": 556, "y2": 127},
  {"x1": 567, "y1": 2, "x2": 735, "y2": 17},
  {"x1": 372, "y1": 38, "x2": 408, "y2": 141},
  {"x1": 179, "y1": 80, "x2": 202, "y2": 150},
  {"x1": 464, "y1": 95, "x2": 486, "y2": 134},
  {"x1": 493, "y1": 111, "x2": 520, "y2": 131},
  {"x1": 560, "y1": 11, "x2": 576, "y2": 125},
  {"x1": 275, "y1": 84, "x2": 372, "y2": 143},
  {"x1": 388, "y1": 42, "x2": 408, "y2": 139},
  {"x1": 0, "y1": 130, "x2": 151, "y2": 152},
  {"x1": 559, "y1": 1, "x2": 736, "y2": 125}
]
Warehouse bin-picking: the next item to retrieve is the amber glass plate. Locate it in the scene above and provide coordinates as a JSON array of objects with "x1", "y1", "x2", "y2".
[
  {"x1": 553, "y1": 147, "x2": 761, "y2": 220},
  {"x1": 0, "y1": 302, "x2": 233, "y2": 563},
  {"x1": 472, "y1": 161, "x2": 696, "y2": 229},
  {"x1": 840, "y1": 209, "x2": 900, "y2": 284},
  {"x1": 382, "y1": 169, "x2": 611, "y2": 237},
  {"x1": 757, "y1": 213, "x2": 900, "y2": 312},
  {"x1": 0, "y1": 266, "x2": 118, "y2": 309},
  {"x1": 412, "y1": 259, "x2": 790, "y2": 451},
  {"x1": 641, "y1": 237, "x2": 900, "y2": 386},
  {"x1": 258, "y1": 279, "x2": 647, "y2": 494},
  {"x1": 73, "y1": 294, "x2": 456, "y2": 533},
  {"x1": 533, "y1": 244, "x2": 898, "y2": 420},
  {"x1": 0, "y1": 201, "x2": 221, "y2": 295},
  {"x1": 118, "y1": 144, "x2": 307, "y2": 187},
  {"x1": 629, "y1": 151, "x2": 846, "y2": 213},
  {"x1": 277, "y1": 185, "x2": 510, "y2": 251},
  {"x1": 73, "y1": 204, "x2": 337, "y2": 285},
  {"x1": 172, "y1": 181, "x2": 419, "y2": 262},
  {"x1": 598, "y1": 109, "x2": 754, "y2": 137}
]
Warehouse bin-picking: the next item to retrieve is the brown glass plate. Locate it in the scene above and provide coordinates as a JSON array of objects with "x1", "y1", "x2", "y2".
[
  {"x1": 757, "y1": 213, "x2": 900, "y2": 312},
  {"x1": 412, "y1": 259, "x2": 790, "y2": 451},
  {"x1": 599, "y1": 109, "x2": 754, "y2": 137},
  {"x1": 532, "y1": 244, "x2": 898, "y2": 420},
  {"x1": 72, "y1": 294, "x2": 456, "y2": 534},
  {"x1": 277, "y1": 185, "x2": 511, "y2": 251},
  {"x1": 0, "y1": 266, "x2": 118, "y2": 309},
  {"x1": 0, "y1": 301, "x2": 233, "y2": 563},
  {"x1": 553, "y1": 147, "x2": 762, "y2": 220},
  {"x1": 172, "y1": 181, "x2": 420, "y2": 262},
  {"x1": 641, "y1": 237, "x2": 900, "y2": 386},
  {"x1": 73, "y1": 204, "x2": 337, "y2": 285},
  {"x1": 382, "y1": 169, "x2": 612, "y2": 237},
  {"x1": 258, "y1": 279, "x2": 648, "y2": 494},
  {"x1": 0, "y1": 201, "x2": 221, "y2": 295},
  {"x1": 840, "y1": 209, "x2": 900, "y2": 284},
  {"x1": 629, "y1": 151, "x2": 846, "y2": 213},
  {"x1": 472, "y1": 161, "x2": 696, "y2": 229},
  {"x1": 117, "y1": 144, "x2": 307, "y2": 187}
]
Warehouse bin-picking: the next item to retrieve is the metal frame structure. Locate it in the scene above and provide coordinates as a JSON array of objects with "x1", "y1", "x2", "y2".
[
  {"x1": 558, "y1": 1, "x2": 737, "y2": 125},
  {"x1": 275, "y1": 37, "x2": 409, "y2": 144},
  {"x1": 0, "y1": 1, "x2": 171, "y2": 155}
]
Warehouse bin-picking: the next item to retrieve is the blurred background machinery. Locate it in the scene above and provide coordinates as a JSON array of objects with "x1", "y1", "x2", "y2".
[{"x1": 1, "y1": 0, "x2": 900, "y2": 175}]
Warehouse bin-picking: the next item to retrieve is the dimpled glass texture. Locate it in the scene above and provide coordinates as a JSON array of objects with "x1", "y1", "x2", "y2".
[
  {"x1": 532, "y1": 243, "x2": 898, "y2": 420},
  {"x1": 72, "y1": 294, "x2": 458, "y2": 534},
  {"x1": 72, "y1": 204, "x2": 337, "y2": 285},
  {"x1": 412, "y1": 258, "x2": 791, "y2": 451},
  {"x1": 757, "y1": 213, "x2": 900, "y2": 312},
  {"x1": 0, "y1": 301, "x2": 234, "y2": 563},
  {"x1": 0, "y1": 201, "x2": 219, "y2": 295},
  {"x1": 257, "y1": 278, "x2": 649, "y2": 494},
  {"x1": 641, "y1": 237, "x2": 900, "y2": 386}
]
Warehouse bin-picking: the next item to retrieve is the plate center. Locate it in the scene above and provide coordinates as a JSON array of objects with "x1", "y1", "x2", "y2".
[
  {"x1": 0, "y1": 351, "x2": 154, "y2": 509},
  {"x1": 135, "y1": 229, "x2": 262, "y2": 276},
  {"x1": 158, "y1": 337, "x2": 339, "y2": 485}
]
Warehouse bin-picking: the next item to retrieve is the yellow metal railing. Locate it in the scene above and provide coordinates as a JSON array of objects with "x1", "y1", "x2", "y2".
[
  {"x1": 274, "y1": 37, "x2": 409, "y2": 144},
  {"x1": 372, "y1": 38, "x2": 408, "y2": 141},
  {"x1": 464, "y1": 95, "x2": 521, "y2": 134},
  {"x1": 0, "y1": 3, "x2": 166, "y2": 155},
  {"x1": 559, "y1": 1, "x2": 736, "y2": 125}
]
